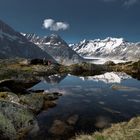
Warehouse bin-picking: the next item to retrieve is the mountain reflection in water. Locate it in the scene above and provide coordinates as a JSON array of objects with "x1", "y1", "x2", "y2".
[{"x1": 31, "y1": 72, "x2": 140, "y2": 139}]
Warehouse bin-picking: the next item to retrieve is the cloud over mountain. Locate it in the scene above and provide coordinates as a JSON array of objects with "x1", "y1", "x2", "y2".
[{"x1": 43, "y1": 19, "x2": 69, "y2": 31}]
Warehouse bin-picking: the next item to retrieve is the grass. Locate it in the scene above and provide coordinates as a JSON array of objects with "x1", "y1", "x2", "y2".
[
  {"x1": 74, "y1": 117, "x2": 140, "y2": 140},
  {"x1": 0, "y1": 59, "x2": 47, "y2": 80}
]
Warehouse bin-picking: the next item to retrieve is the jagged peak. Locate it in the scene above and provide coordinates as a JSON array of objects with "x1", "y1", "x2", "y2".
[
  {"x1": 44, "y1": 34, "x2": 63, "y2": 41},
  {"x1": 79, "y1": 37, "x2": 127, "y2": 44},
  {"x1": 43, "y1": 34, "x2": 67, "y2": 45},
  {"x1": 49, "y1": 34, "x2": 61, "y2": 38},
  {"x1": 20, "y1": 32, "x2": 26, "y2": 36},
  {"x1": 102, "y1": 37, "x2": 125, "y2": 42}
]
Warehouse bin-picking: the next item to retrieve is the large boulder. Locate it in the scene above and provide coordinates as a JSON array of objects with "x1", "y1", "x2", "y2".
[
  {"x1": 0, "y1": 79, "x2": 39, "y2": 94},
  {"x1": 27, "y1": 58, "x2": 56, "y2": 65},
  {"x1": 104, "y1": 61, "x2": 115, "y2": 66},
  {"x1": 19, "y1": 93, "x2": 44, "y2": 113},
  {"x1": 49, "y1": 120, "x2": 73, "y2": 136},
  {"x1": 0, "y1": 91, "x2": 19, "y2": 103},
  {"x1": 19, "y1": 92, "x2": 62, "y2": 113},
  {"x1": 0, "y1": 100, "x2": 39, "y2": 139}
]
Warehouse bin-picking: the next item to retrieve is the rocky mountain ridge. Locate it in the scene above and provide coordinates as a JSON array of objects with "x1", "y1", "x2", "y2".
[
  {"x1": 70, "y1": 37, "x2": 140, "y2": 61},
  {"x1": 0, "y1": 20, "x2": 55, "y2": 61},
  {"x1": 23, "y1": 33, "x2": 84, "y2": 65}
]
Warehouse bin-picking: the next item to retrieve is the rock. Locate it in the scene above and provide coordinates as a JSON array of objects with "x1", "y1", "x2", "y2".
[
  {"x1": 95, "y1": 116, "x2": 111, "y2": 129},
  {"x1": 111, "y1": 84, "x2": 140, "y2": 92},
  {"x1": 43, "y1": 100, "x2": 56, "y2": 110},
  {"x1": 0, "y1": 79, "x2": 40, "y2": 94},
  {"x1": 44, "y1": 92, "x2": 62, "y2": 100},
  {"x1": 0, "y1": 79, "x2": 28, "y2": 94},
  {"x1": 0, "y1": 87, "x2": 11, "y2": 92},
  {"x1": 19, "y1": 59, "x2": 30, "y2": 65},
  {"x1": 49, "y1": 120, "x2": 73, "y2": 136},
  {"x1": 0, "y1": 92, "x2": 19, "y2": 103},
  {"x1": 0, "y1": 79, "x2": 15, "y2": 86},
  {"x1": 20, "y1": 92, "x2": 62, "y2": 113},
  {"x1": 0, "y1": 112, "x2": 17, "y2": 140},
  {"x1": 28, "y1": 58, "x2": 52, "y2": 65},
  {"x1": 28, "y1": 89, "x2": 44, "y2": 93},
  {"x1": 67, "y1": 115, "x2": 79, "y2": 125},
  {"x1": 19, "y1": 93, "x2": 44, "y2": 113},
  {"x1": 0, "y1": 100, "x2": 39, "y2": 139},
  {"x1": 104, "y1": 61, "x2": 115, "y2": 66}
]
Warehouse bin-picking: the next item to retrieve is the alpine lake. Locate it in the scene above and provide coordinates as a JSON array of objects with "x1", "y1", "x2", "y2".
[{"x1": 30, "y1": 72, "x2": 140, "y2": 140}]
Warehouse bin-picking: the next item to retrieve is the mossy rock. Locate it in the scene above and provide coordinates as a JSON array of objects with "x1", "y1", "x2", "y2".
[
  {"x1": 0, "y1": 100, "x2": 38, "y2": 139},
  {"x1": 19, "y1": 92, "x2": 62, "y2": 113},
  {"x1": 0, "y1": 92, "x2": 19, "y2": 103},
  {"x1": 43, "y1": 92, "x2": 62, "y2": 100},
  {"x1": 19, "y1": 93, "x2": 44, "y2": 113},
  {"x1": 0, "y1": 112, "x2": 17, "y2": 140}
]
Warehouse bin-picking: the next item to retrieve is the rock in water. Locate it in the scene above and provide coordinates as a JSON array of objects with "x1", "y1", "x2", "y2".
[
  {"x1": 19, "y1": 93, "x2": 44, "y2": 113},
  {"x1": 49, "y1": 120, "x2": 73, "y2": 136},
  {"x1": 67, "y1": 115, "x2": 79, "y2": 125},
  {"x1": 111, "y1": 84, "x2": 140, "y2": 92}
]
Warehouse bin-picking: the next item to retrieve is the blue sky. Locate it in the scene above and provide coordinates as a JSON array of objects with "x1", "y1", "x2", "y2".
[{"x1": 0, "y1": 0, "x2": 140, "y2": 43}]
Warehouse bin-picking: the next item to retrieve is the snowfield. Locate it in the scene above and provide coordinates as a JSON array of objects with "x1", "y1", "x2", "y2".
[
  {"x1": 70, "y1": 37, "x2": 140, "y2": 61},
  {"x1": 84, "y1": 56, "x2": 127, "y2": 64}
]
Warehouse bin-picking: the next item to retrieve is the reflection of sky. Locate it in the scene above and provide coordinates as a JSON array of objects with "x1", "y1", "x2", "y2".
[
  {"x1": 32, "y1": 72, "x2": 140, "y2": 99},
  {"x1": 32, "y1": 72, "x2": 138, "y2": 92},
  {"x1": 36, "y1": 72, "x2": 140, "y2": 136}
]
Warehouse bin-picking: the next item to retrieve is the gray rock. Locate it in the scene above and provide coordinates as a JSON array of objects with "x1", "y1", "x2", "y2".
[
  {"x1": 67, "y1": 115, "x2": 79, "y2": 125},
  {"x1": 49, "y1": 120, "x2": 73, "y2": 136},
  {"x1": 0, "y1": 100, "x2": 39, "y2": 139},
  {"x1": 19, "y1": 93, "x2": 44, "y2": 113},
  {"x1": 44, "y1": 92, "x2": 62, "y2": 100},
  {"x1": 0, "y1": 20, "x2": 55, "y2": 61},
  {"x1": 0, "y1": 91, "x2": 19, "y2": 103},
  {"x1": 19, "y1": 92, "x2": 62, "y2": 113},
  {"x1": 0, "y1": 79, "x2": 39, "y2": 94}
]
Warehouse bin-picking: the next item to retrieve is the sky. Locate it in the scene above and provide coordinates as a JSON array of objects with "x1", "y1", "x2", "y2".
[{"x1": 0, "y1": 0, "x2": 140, "y2": 43}]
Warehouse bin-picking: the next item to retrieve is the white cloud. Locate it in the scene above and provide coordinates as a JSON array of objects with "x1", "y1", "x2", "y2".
[{"x1": 43, "y1": 18, "x2": 69, "y2": 31}]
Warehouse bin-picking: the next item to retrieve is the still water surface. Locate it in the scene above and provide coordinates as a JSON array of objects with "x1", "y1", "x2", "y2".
[{"x1": 31, "y1": 72, "x2": 140, "y2": 139}]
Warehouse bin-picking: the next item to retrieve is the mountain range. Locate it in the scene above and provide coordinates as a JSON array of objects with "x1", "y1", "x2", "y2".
[
  {"x1": 0, "y1": 20, "x2": 55, "y2": 61},
  {"x1": 70, "y1": 37, "x2": 140, "y2": 61},
  {"x1": 0, "y1": 19, "x2": 140, "y2": 64},
  {"x1": 22, "y1": 33, "x2": 83, "y2": 65}
]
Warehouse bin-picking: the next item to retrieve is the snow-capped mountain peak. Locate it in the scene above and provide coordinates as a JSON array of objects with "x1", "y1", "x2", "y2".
[
  {"x1": 42, "y1": 34, "x2": 67, "y2": 46},
  {"x1": 23, "y1": 33, "x2": 67, "y2": 46},
  {"x1": 70, "y1": 37, "x2": 140, "y2": 61},
  {"x1": 0, "y1": 20, "x2": 55, "y2": 60},
  {"x1": 24, "y1": 33, "x2": 84, "y2": 65}
]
